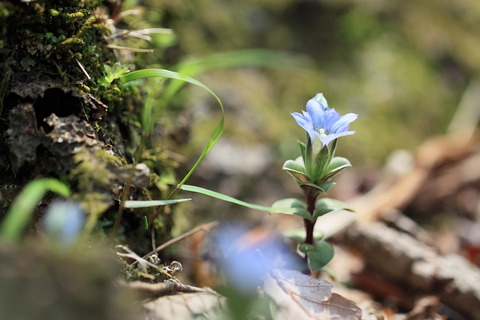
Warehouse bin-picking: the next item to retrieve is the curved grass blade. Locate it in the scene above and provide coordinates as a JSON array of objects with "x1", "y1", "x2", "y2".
[
  {"x1": 180, "y1": 184, "x2": 271, "y2": 212},
  {"x1": 120, "y1": 69, "x2": 224, "y2": 190},
  {"x1": 177, "y1": 49, "x2": 312, "y2": 74},
  {"x1": 124, "y1": 198, "x2": 191, "y2": 209},
  {"x1": 164, "y1": 49, "x2": 313, "y2": 104},
  {"x1": 0, "y1": 178, "x2": 70, "y2": 242}
]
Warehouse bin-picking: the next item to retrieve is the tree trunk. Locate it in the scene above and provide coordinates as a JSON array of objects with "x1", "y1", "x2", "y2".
[{"x1": 0, "y1": 1, "x2": 158, "y2": 248}]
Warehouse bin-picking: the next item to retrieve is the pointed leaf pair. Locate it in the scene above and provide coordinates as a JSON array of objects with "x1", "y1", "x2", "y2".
[
  {"x1": 271, "y1": 198, "x2": 310, "y2": 219},
  {"x1": 284, "y1": 228, "x2": 324, "y2": 243},
  {"x1": 300, "y1": 181, "x2": 336, "y2": 195},
  {"x1": 296, "y1": 157, "x2": 350, "y2": 195},
  {"x1": 313, "y1": 198, "x2": 353, "y2": 220},
  {"x1": 299, "y1": 240, "x2": 334, "y2": 271}
]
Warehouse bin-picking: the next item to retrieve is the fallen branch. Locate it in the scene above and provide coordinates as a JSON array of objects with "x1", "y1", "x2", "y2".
[
  {"x1": 343, "y1": 221, "x2": 480, "y2": 320},
  {"x1": 120, "y1": 280, "x2": 220, "y2": 299},
  {"x1": 141, "y1": 221, "x2": 218, "y2": 261}
]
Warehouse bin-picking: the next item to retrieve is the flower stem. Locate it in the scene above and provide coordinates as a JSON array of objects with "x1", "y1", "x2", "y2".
[
  {"x1": 304, "y1": 191, "x2": 317, "y2": 245},
  {"x1": 304, "y1": 218, "x2": 315, "y2": 245}
]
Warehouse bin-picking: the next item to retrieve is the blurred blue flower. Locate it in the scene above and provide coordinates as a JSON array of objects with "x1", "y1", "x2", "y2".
[
  {"x1": 42, "y1": 201, "x2": 85, "y2": 246},
  {"x1": 292, "y1": 93, "x2": 358, "y2": 146},
  {"x1": 214, "y1": 224, "x2": 299, "y2": 293}
]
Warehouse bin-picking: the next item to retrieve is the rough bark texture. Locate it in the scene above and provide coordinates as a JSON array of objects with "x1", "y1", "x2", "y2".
[{"x1": 0, "y1": 1, "x2": 137, "y2": 228}]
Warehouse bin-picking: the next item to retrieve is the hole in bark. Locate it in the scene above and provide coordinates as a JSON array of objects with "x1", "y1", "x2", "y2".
[{"x1": 33, "y1": 88, "x2": 82, "y2": 132}]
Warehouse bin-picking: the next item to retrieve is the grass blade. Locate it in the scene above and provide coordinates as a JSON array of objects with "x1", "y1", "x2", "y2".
[
  {"x1": 124, "y1": 198, "x2": 191, "y2": 208},
  {"x1": 0, "y1": 178, "x2": 70, "y2": 242},
  {"x1": 164, "y1": 49, "x2": 313, "y2": 104},
  {"x1": 180, "y1": 184, "x2": 271, "y2": 212},
  {"x1": 120, "y1": 69, "x2": 225, "y2": 190}
]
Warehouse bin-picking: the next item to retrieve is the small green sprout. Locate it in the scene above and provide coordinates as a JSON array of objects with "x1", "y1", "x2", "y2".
[{"x1": 98, "y1": 62, "x2": 130, "y2": 88}]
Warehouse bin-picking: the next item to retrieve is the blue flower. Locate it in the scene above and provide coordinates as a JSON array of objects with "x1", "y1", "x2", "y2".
[
  {"x1": 292, "y1": 93, "x2": 358, "y2": 146},
  {"x1": 214, "y1": 224, "x2": 300, "y2": 293},
  {"x1": 42, "y1": 201, "x2": 85, "y2": 246}
]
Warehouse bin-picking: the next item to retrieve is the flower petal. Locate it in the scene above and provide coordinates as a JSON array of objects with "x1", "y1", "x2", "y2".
[
  {"x1": 292, "y1": 112, "x2": 316, "y2": 141},
  {"x1": 330, "y1": 113, "x2": 358, "y2": 132},
  {"x1": 306, "y1": 98, "x2": 326, "y2": 128},
  {"x1": 322, "y1": 108, "x2": 341, "y2": 131},
  {"x1": 321, "y1": 131, "x2": 355, "y2": 145}
]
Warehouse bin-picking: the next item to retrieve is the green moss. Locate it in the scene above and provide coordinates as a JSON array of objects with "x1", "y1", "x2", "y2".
[
  {"x1": 71, "y1": 148, "x2": 123, "y2": 191},
  {"x1": 65, "y1": 11, "x2": 84, "y2": 21},
  {"x1": 2, "y1": 0, "x2": 110, "y2": 85},
  {"x1": 60, "y1": 37, "x2": 85, "y2": 46},
  {"x1": 49, "y1": 8, "x2": 60, "y2": 16},
  {"x1": 69, "y1": 148, "x2": 124, "y2": 231},
  {"x1": 0, "y1": 0, "x2": 145, "y2": 139},
  {"x1": 81, "y1": 192, "x2": 112, "y2": 232}
]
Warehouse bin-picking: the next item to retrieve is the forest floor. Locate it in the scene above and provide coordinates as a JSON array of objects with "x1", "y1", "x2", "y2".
[{"x1": 120, "y1": 129, "x2": 480, "y2": 320}]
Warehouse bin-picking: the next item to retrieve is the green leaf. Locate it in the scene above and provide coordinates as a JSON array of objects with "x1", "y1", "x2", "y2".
[
  {"x1": 120, "y1": 69, "x2": 224, "y2": 191},
  {"x1": 314, "y1": 198, "x2": 353, "y2": 220},
  {"x1": 180, "y1": 184, "x2": 271, "y2": 212},
  {"x1": 306, "y1": 240, "x2": 334, "y2": 271},
  {"x1": 318, "y1": 181, "x2": 337, "y2": 193},
  {"x1": 304, "y1": 137, "x2": 313, "y2": 177},
  {"x1": 300, "y1": 181, "x2": 336, "y2": 194},
  {"x1": 0, "y1": 179, "x2": 70, "y2": 242},
  {"x1": 124, "y1": 198, "x2": 191, "y2": 209},
  {"x1": 298, "y1": 243, "x2": 315, "y2": 254},
  {"x1": 271, "y1": 198, "x2": 310, "y2": 219},
  {"x1": 282, "y1": 157, "x2": 309, "y2": 183},
  {"x1": 312, "y1": 145, "x2": 332, "y2": 182},
  {"x1": 283, "y1": 229, "x2": 324, "y2": 243},
  {"x1": 321, "y1": 157, "x2": 352, "y2": 181},
  {"x1": 298, "y1": 141, "x2": 306, "y2": 163}
]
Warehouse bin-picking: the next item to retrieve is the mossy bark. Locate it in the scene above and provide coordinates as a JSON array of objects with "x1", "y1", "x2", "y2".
[{"x1": 0, "y1": 1, "x2": 166, "y2": 249}]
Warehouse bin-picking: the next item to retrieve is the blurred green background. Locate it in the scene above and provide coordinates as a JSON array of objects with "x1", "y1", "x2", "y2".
[{"x1": 121, "y1": 0, "x2": 479, "y2": 222}]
